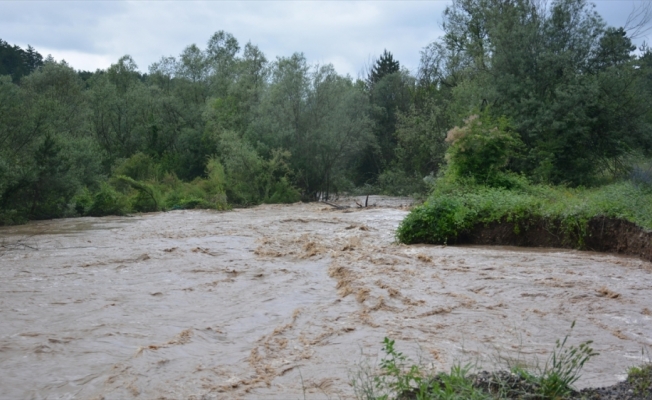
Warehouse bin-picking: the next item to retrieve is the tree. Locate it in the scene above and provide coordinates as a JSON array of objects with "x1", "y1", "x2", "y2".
[
  {"x1": 367, "y1": 49, "x2": 400, "y2": 88},
  {"x1": 357, "y1": 52, "x2": 413, "y2": 183},
  {"x1": 592, "y1": 27, "x2": 636, "y2": 70},
  {"x1": 0, "y1": 39, "x2": 43, "y2": 82},
  {"x1": 432, "y1": 0, "x2": 652, "y2": 184},
  {"x1": 248, "y1": 55, "x2": 373, "y2": 199}
]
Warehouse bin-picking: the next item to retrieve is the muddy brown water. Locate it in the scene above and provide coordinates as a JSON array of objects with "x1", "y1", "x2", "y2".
[{"x1": 1, "y1": 197, "x2": 651, "y2": 399}]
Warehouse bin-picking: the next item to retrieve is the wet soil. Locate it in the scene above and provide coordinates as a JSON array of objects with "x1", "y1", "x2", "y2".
[
  {"x1": 0, "y1": 196, "x2": 651, "y2": 399},
  {"x1": 457, "y1": 217, "x2": 652, "y2": 262}
]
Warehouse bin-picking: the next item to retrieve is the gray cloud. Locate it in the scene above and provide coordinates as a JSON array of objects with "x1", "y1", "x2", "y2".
[{"x1": 0, "y1": 1, "x2": 648, "y2": 76}]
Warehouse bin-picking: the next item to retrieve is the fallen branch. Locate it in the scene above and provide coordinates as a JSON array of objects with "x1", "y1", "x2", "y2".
[
  {"x1": 321, "y1": 201, "x2": 347, "y2": 210},
  {"x1": 0, "y1": 236, "x2": 39, "y2": 253}
]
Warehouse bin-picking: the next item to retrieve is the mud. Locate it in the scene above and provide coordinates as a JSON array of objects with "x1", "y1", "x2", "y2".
[
  {"x1": 457, "y1": 217, "x2": 652, "y2": 262},
  {"x1": 0, "y1": 196, "x2": 651, "y2": 399}
]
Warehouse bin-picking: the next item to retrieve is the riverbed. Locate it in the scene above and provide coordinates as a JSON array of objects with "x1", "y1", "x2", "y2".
[{"x1": 1, "y1": 197, "x2": 651, "y2": 399}]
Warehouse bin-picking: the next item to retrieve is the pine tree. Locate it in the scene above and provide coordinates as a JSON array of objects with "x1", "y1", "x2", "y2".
[{"x1": 368, "y1": 49, "x2": 400, "y2": 87}]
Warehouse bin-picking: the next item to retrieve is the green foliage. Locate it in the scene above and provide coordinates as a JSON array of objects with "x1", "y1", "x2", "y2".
[
  {"x1": 627, "y1": 363, "x2": 652, "y2": 395},
  {"x1": 73, "y1": 187, "x2": 94, "y2": 215},
  {"x1": 376, "y1": 169, "x2": 428, "y2": 197},
  {"x1": 360, "y1": 70, "x2": 413, "y2": 183},
  {"x1": 353, "y1": 338, "x2": 493, "y2": 400},
  {"x1": 373, "y1": 337, "x2": 427, "y2": 399},
  {"x1": 265, "y1": 177, "x2": 301, "y2": 204},
  {"x1": 249, "y1": 57, "x2": 373, "y2": 199},
  {"x1": 397, "y1": 178, "x2": 652, "y2": 246},
  {"x1": 394, "y1": 100, "x2": 449, "y2": 180},
  {"x1": 87, "y1": 182, "x2": 129, "y2": 216},
  {"x1": 434, "y1": 0, "x2": 652, "y2": 185},
  {"x1": 368, "y1": 50, "x2": 400, "y2": 87},
  {"x1": 353, "y1": 330, "x2": 603, "y2": 400},
  {"x1": 510, "y1": 322, "x2": 599, "y2": 399},
  {"x1": 444, "y1": 113, "x2": 524, "y2": 187},
  {"x1": 113, "y1": 153, "x2": 161, "y2": 182},
  {"x1": 4, "y1": 12, "x2": 652, "y2": 224},
  {"x1": 0, "y1": 209, "x2": 26, "y2": 226},
  {"x1": 0, "y1": 39, "x2": 43, "y2": 82},
  {"x1": 115, "y1": 175, "x2": 164, "y2": 213}
]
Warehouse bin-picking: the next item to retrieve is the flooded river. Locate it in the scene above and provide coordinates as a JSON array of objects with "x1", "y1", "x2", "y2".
[{"x1": 1, "y1": 197, "x2": 651, "y2": 399}]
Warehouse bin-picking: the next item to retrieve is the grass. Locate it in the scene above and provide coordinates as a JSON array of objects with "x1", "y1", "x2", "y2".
[
  {"x1": 351, "y1": 338, "x2": 491, "y2": 400},
  {"x1": 509, "y1": 321, "x2": 598, "y2": 399},
  {"x1": 351, "y1": 324, "x2": 610, "y2": 400},
  {"x1": 396, "y1": 178, "x2": 652, "y2": 247},
  {"x1": 627, "y1": 363, "x2": 652, "y2": 396}
]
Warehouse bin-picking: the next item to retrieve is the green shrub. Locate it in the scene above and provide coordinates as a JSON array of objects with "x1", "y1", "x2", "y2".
[
  {"x1": 113, "y1": 152, "x2": 161, "y2": 182},
  {"x1": 72, "y1": 187, "x2": 94, "y2": 216},
  {"x1": 352, "y1": 337, "x2": 493, "y2": 400},
  {"x1": 627, "y1": 363, "x2": 652, "y2": 395},
  {"x1": 201, "y1": 157, "x2": 229, "y2": 209},
  {"x1": 88, "y1": 182, "x2": 129, "y2": 216},
  {"x1": 115, "y1": 175, "x2": 163, "y2": 213},
  {"x1": 377, "y1": 168, "x2": 428, "y2": 196},
  {"x1": 397, "y1": 196, "x2": 469, "y2": 244},
  {"x1": 0, "y1": 209, "x2": 26, "y2": 226},
  {"x1": 157, "y1": 167, "x2": 228, "y2": 211},
  {"x1": 535, "y1": 322, "x2": 598, "y2": 398},
  {"x1": 397, "y1": 180, "x2": 652, "y2": 246},
  {"x1": 266, "y1": 177, "x2": 301, "y2": 204},
  {"x1": 445, "y1": 113, "x2": 524, "y2": 188}
]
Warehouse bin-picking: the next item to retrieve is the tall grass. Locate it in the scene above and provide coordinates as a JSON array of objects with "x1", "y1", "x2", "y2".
[
  {"x1": 397, "y1": 178, "x2": 652, "y2": 246},
  {"x1": 352, "y1": 324, "x2": 600, "y2": 400}
]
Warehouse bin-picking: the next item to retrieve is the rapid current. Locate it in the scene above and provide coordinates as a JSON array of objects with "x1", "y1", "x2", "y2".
[{"x1": 1, "y1": 197, "x2": 651, "y2": 399}]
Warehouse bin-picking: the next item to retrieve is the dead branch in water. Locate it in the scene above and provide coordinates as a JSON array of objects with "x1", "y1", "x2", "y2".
[
  {"x1": 0, "y1": 235, "x2": 39, "y2": 253},
  {"x1": 321, "y1": 201, "x2": 347, "y2": 210}
]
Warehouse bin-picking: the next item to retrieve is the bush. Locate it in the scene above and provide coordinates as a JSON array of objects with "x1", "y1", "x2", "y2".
[
  {"x1": 72, "y1": 187, "x2": 94, "y2": 215},
  {"x1": 514, "y1": 322, "x2": 598, "y2": 399},
  {"x1": 265, "y1": 177, "x2": 301, "y2": 204},
  {"x1": 397, "y1": 180, "x2": 652, "y2": 246},
  {"x1": 445, "y1": 113, "x2": 524, "y2": 188},
  {"x1": 0, "y1": 209, "x2": 26, "y2": 226},
  {"x1": 377, "y1": 168, "x2": 428, "y2": 196},
  {"x1": 351, "y1": 337, "x2": 490, "y2": 400},
  {"x1": 115, "y1": 175, "x2": 164, "y2": 213},
  {"x1": 113, "y1": 152, "x2": 161, "y2": 182},
  {"x1": 88, "y1": 182, "x2": 129, "y2": 216},
  {"x1": 627, "y1": 363, "x2": 652, "y2": 396},
  {"x1": 630, "y1": 162, "x2": 652, "y2": 190}
]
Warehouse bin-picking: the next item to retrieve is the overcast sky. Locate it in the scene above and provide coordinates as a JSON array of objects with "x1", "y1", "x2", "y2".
[{"x1": 1, "y1": 1, "x2": 649, "y2": 78}]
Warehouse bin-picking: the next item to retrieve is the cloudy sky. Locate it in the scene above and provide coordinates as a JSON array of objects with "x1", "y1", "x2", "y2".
[{"x1": 0, "y1": 1, "x2": 649, "y2": 78}]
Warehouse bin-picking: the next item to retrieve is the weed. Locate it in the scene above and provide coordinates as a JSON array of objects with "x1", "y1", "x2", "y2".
[
  {"x1": 508, "y1": 322, "x2": 598, "y2": 399},
  {"x1": 352, "y1": 338, "x2": 491, "y2": 400},
  {"x1": 627, "y1": 363, "x2": 652, "y2": 396},
  {"x1": 353, "y1": 325, "x2": 602, "y2": 400}
]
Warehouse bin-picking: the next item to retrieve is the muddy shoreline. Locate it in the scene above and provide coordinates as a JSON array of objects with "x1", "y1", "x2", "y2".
[
  {"x1": 454, "y1": 217, "x2": 652, "y2": 262},
  {"x1": 0, "y1": 197, "x2": 651, "y2": 399}
]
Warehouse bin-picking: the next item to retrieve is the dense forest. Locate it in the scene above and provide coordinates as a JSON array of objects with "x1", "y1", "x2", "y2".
[{"x1": 2, "y1": 0, "x2": 652, "y2": 225}]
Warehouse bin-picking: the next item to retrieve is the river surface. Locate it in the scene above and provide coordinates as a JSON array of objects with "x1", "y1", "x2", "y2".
[{"x1": 1, "y1": 197, "x2": 651, "y2": 399}]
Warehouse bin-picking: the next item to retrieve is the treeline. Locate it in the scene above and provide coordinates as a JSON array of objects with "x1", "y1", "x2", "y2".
[{"x1": 2, "y1": 0, "x2": 652, "y2": 224}]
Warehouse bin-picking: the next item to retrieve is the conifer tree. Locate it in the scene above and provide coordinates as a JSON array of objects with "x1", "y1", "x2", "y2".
[{"x1": 367, "y1": 49, "x2": 400, "y2": 87}]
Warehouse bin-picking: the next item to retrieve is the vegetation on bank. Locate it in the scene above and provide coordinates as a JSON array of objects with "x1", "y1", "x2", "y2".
[
  {"x1": 3, "y1": 0, "x2": 652, "y2": 224},
  {"x1": 353, "y1": 329, "x2": 651, "y2": 399},
  {"x1": 397, "y1": 110, "x2": 652, "y2": 248},
  {"x1": 397, "y1": 179, "x2": 652, "y2": 247}
]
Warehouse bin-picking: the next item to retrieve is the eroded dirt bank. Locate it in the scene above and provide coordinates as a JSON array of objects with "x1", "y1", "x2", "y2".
[
  {"x1": 0, "y1": 197, "x2": 651, "y2": 399},
  {"x1": 458, "y1": 217, "x2": 652, "y2": 262}
]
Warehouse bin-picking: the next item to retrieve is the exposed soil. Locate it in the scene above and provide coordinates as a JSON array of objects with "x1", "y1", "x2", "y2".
[
  {"x1": 457, "y1": 217, "x2": 652, "y2": 262},
  {"x1": 0, "y1": 197, "x2": 651, "y2": 399}
]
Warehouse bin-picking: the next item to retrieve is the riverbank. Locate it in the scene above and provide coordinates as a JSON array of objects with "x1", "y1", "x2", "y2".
[{"x1": 397, "y1": 181, "x2": 652, "y2": 261}]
